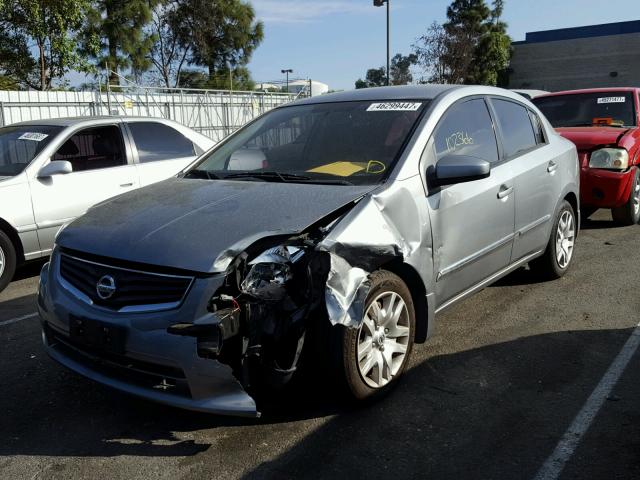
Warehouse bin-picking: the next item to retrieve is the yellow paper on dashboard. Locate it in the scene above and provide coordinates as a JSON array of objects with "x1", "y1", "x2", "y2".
[{"x1": 307, "y1": 161, "x2": 366, "y2": 177}]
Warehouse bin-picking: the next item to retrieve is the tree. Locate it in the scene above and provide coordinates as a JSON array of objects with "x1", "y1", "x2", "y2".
[
  {"x1": 390, "y1": 53, "x2": 418, "y2": 85},
  {"x1": 81, "y1": 0, "x2": 160, "y2": 85},
  {"x1": 0, "y1": 0, "x2": 92, "y2": 90},
  {"x1": 355, "y1": 67, "x2": 386, "y2": 89},
  {"x1": 412, "y1": 0, "x2": 510, "y2": 86},
  {"x1": 413, "y1": 22, "x2": 449, "y2": 83},
  {"x1": 179, "y1": 0, "x2": 263, "y2": 83},
  {"x1": 147, "y1": 1, "x2": 192, "y2": 88}
]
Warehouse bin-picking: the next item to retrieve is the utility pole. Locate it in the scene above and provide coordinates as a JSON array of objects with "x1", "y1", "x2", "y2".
[
  {"x1": 373, "y1": 0, "x2": 390, "y2": 86},
  {"x1": 281, "y1": 69, "x2": 293, "y2": 93}
]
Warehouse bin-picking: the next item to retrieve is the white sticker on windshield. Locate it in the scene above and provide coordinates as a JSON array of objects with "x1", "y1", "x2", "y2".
[
  {"x1": 18, "y1": 132, "x2": 48, "y2": 141},
  {"x1": 597, "y1": 97, "x2": 625, "y2": 104},
  {"x1": 367, "y1": 102, "x2": 422, "y2": 112}
]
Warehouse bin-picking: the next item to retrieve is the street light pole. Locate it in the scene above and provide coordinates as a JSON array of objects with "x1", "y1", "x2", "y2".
[
  {"x1": 281, "y1": 69, "x2": 293, "y2": 93},
  {"x1": 374, "y1": 0, "x2": 390, "y2": 86}
]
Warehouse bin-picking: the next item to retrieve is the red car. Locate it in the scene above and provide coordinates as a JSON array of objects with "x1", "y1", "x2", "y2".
[{"x1": 534, "y1": 88, "x2": 640, "y2": 225}]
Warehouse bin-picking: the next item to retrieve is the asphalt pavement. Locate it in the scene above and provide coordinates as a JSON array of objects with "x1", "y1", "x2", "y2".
[{"x1": 0, "y1": 209, "x2": 638, "y2": 479}]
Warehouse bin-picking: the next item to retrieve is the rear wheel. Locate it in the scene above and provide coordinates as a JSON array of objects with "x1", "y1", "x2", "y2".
[
  {"x1": 530, "y1": 200, "x2": 576, "y2": 280},
  {"x1": 611, "y1": 168, "x2": 640, "y2": 226},
  {"x1": 0, "y1": 230, "x2": 17, "y2": 293},
  {"x1": 334, "y1": 270, "x2": 415, "y2": 400}
]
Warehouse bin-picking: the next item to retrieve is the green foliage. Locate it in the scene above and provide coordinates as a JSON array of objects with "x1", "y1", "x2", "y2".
[
  {"x1": 82, "y1": 0, "x2": 160, "y2": 84},
  {"x1": 0, "y1": 0, "x2": 92, "y2": 90},
  {"x1": 0, "y1": 74, "x2": 20, "y2": 90},
  {"x1": 390, "y1": 53, "x2": 418, "y2": 86},
  {"x1": 414, "y1": 0, "x2": 511, "y2": 86},
  {"x1": 355, "y1": 53, "x2": 417, "y2": 89},
  {"x1": 177, "y1": 66, "x2": 255, "y2": 91},
  {"x1": 175, "y1": 0, "x2": 263, "y2": 81}
]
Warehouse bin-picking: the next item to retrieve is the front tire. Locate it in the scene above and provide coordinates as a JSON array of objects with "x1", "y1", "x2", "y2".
[
  {"x1": 0, "y1": 230, "x2": 17, "y2": 293},
  {"x1": 335, "y1": 270, "x2": 415, "y2": 401},
  {"x1": 611, "y1": 168, "x2": 640, "y2": 226},
  {"x1": 530, "y1": 200, "x2": 576, "y2": 280}
]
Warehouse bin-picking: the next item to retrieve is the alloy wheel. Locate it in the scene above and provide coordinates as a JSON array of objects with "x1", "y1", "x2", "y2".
[
  {"x1": 555, "y1": 210, "x2": 575, "y2": 269},
  {"x1": 633, "y1": 178, "x2": 640, "y2": 217},
  {"x1": 0, "y1": 245, "x2": 5, "y2": 278},
  {"x1": 356, "y1": 291, "x2": 410, "y2": 389}
]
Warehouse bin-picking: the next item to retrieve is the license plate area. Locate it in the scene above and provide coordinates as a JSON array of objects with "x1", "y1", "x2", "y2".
[{"x1": 69, "y1": 315, "x2": 127, "y2": 354}]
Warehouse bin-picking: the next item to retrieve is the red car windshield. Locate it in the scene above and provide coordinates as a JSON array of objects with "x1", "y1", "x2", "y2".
[{"x1": 533, "y1": 92, "x2": 637, "y2": 128}]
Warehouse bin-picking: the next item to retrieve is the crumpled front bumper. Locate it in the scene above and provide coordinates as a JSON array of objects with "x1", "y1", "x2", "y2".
[
  {"x1": 580, "y1": 166, "x2": 634, "y2": 209},
  {"x1": 37, "y1": 253, "x2": 258, "y2": 417}
]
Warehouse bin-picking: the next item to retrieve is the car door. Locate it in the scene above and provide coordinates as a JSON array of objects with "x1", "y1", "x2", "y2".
[
  {"x1": 490, "y1": 98, "x2": 558, "y2": 261},
  {"x1": 29, "y1": 123, "x2": 139, "y2": 252},
  {"x1": 424, "y1": 97, "x2": 516, "y2": 306},
  {"x1": 125, "y1": 121, "x2": 199, "y2": 186}
]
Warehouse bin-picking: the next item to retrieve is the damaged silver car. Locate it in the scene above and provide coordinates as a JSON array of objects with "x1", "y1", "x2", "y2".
[{"x1": 38, "y1": 85, "x2": 580, "y2": 416}]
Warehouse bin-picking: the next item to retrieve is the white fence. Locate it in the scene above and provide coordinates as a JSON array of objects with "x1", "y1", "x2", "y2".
[{"x1": 0, "y1": 87, "x2": 300, "y2": 143}]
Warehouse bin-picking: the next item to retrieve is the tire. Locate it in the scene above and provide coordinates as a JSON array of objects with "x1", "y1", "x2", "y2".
[
  {"x1": 333, "y1": 270, "x2": 415, "y2": 401},
  {"x1": 611, "y1": 168, "x2": 640, "y2": 226},
  {"x1": 530, "y1": 200, "x2": 576, "y2": 280},
  {"x1": 0, "y1": 230, "x2": 17, "y2": 293}
]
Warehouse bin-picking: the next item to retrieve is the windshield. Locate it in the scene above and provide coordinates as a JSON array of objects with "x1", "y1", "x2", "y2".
[
  {"x1": 533, "y1": 92, "x2": 636, "y2": 128},
  {"x1": 187, "y1": 100, "x2": 428, "y2": 185},
  {"x1": 0, "y1": 125, "x2": 62, "y2": 177}
]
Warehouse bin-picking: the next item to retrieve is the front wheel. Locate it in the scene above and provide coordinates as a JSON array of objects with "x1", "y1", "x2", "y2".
[
  {"x1": 530, "y1": 200, "x2": 576, "y2": 280},
  {"x1": 334, "y1": 270, "x2": 415, "y2": 400},
  {"x1": 0, "y1": 230, "x2": 17, "y2": 293},
  {"x1": 611, "y1": 168, "x2": 640, "y2": 226}
]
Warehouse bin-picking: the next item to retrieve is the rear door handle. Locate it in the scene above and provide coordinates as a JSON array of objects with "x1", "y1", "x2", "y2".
[
  {"x1": 120, "y1": 182, "x2": 134, "y2": 188},
  {"x1": 547, "y1": 161, "x2": 558, "y2": 173},
  {"x1": 497, "y1": 185, "x2": 514, "y2": 199}
]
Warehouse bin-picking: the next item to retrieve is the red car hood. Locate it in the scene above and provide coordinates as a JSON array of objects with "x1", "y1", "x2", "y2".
[{"x1": 555, "y1": 126, "x2": 630, "y2": 151}]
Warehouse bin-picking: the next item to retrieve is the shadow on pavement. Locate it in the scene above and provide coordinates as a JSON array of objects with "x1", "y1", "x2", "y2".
[{"x1": 0, "y1": 327, "x2": 633, "y2": 479}]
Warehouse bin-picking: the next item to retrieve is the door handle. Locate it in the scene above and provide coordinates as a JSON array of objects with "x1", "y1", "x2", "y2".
[
  {"x1": 497, "y1": 185, "x2": 514, "y2": 199},
  {"x1": 547, "y1": 161, "x2": 558, "y2": 173},
  {"x1": 120, "y1": 182, "x2": 134, "y2": 188}
]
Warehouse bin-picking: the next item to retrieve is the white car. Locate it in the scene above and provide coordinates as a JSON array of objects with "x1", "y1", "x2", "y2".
[{"x1": 0, "y1": 116, "x2": 214, "y2": 292}]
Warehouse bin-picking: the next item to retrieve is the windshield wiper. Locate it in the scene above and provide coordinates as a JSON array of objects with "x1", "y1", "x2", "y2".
[
  {"x1": 223, "y1": 171, "x2": 355, "y2": 185},
  {"x1": 223, "y1": 171, "x2": 312, "y2": 182}
]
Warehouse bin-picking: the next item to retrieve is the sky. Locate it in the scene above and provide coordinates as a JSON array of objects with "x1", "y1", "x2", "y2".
[{"x1": 247, "y1": 0, "x2": 640, "y2": 90}]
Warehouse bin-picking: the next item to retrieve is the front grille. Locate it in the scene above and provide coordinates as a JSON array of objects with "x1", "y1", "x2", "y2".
[{"x1": 59, "y1": 253, "x2": 193, "y2": 312}]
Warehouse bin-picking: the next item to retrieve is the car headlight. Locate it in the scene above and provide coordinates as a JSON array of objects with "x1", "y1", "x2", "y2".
[
  {"x1": 589, "y1": 148, "x2": 629, "y2": 170},
  {"x1": 240, "y1": 245, "x2": 303, "y2": 301}
]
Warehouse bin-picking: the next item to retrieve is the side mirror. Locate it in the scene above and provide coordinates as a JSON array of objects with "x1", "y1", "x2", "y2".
[
  {"x1": 37, "y1": 160, "x2": 73, "y2": 178},
  {"x1": 434, "y1": 155, "x2": 490, "y2": 186}
]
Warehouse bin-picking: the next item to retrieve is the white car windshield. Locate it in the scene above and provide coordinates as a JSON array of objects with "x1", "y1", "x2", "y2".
[
  {"x1": 187, "y1": 100, "x2": 429, "y2": 185},
  {"x1": 0, "y1": 125, "x2": 62, "y2": 177}
]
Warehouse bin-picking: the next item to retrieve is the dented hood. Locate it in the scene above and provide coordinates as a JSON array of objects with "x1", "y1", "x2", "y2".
[
  {"x1": 57, "y1": 178, "x2": 375, "y2": 273},
  {"x1": 555, "y1": 126, "x2": 631, "y2": 151}
]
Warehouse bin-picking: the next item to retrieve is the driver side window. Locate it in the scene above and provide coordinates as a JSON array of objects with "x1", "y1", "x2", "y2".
[
  {"x1": 433, "y1": 99, "x2": 499, "y2": 164},
  {"x1": 52, "y1": 125, "x2": 126, "y2": 172}
]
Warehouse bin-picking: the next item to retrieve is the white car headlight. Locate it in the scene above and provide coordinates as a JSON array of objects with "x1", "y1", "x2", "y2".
[{"x1": 589, "y1": 148, "x2": 629, "y2": 170}]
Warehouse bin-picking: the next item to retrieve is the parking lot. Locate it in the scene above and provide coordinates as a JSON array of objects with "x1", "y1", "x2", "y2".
[{"x1": 0, "y1": 209, "x2": 638, "y2": 480}]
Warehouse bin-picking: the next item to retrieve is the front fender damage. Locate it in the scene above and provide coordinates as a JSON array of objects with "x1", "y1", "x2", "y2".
[{"x1": 169, "y1": 188, "x2": 423, "y2": 414}]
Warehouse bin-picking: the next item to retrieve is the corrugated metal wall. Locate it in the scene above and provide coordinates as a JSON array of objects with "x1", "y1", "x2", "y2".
[{"x1": 0, "y1": 89, "x2": 297, "y2": 143}]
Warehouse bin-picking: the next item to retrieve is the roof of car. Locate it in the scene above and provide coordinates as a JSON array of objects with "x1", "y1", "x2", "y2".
[
  {"x1": 7, "y1": 116, "x2": 174, "y2": 127},
  {"x1": 287, "y1": 84, "x2": 464, "y2": 106},
  {"x1": 536, "y1": 87, "x2": 640, "y2": 98}
]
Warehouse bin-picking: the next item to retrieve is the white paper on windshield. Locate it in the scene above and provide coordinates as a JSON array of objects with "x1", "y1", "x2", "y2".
[
  {"x1": 367, "y1": 102, "x2": 422, "y2": 112},
  {"x1": 18, "y1": 132, "x2": 48, "y2": 141},
  {"x1": 597, "y1": 97, "x2": 625, "y2": 104}
]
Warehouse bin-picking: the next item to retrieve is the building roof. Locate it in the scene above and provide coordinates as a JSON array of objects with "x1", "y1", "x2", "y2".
[{"x1": 513, "y1": 20, "x2": 640, "y2": 45}]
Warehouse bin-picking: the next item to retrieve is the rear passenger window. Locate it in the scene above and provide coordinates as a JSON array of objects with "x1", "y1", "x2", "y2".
[
  {"x1": 529, "y1": 110, "x2": 546, "y2": 145},
  {"x1": 492, "y1": 99, "x2": 537, "y2": 158},
  {"x1": 433, "y1": 99, "x2": 499, "y2": 164},
  {"x1": 128, "y1": 122, "x2": 195, "y2": 163}
]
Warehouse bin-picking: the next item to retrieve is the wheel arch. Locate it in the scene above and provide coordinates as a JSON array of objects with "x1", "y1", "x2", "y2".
[
  {"x1": 0, "y1": 217, "x2": 24, "y2": 263},
  {"x1": 379, "y1": 259, "x2": 429, "y2": 344}
]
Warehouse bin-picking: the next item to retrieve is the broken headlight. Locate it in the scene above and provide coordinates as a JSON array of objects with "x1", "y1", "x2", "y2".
[{"x1": 240, "y1": 245, "x2": 303, "y2": 301}]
